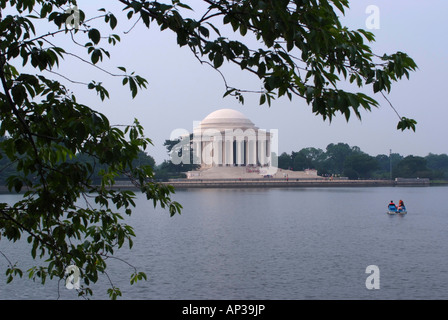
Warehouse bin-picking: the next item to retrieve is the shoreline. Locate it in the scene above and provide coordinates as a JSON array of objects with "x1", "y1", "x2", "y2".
[
  {"x1": 0, "y1": 178, "x2": 440, "y2": 194},
  {"x1": 164, "y1": 178, "x2": 430, "y2": 189}
]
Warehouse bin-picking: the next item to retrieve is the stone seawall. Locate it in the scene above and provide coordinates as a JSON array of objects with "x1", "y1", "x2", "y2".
[
  {"x1": 0, "y1": 178, "x2": 431, "y2": 194},
  {"x1": 164, "y1": 179, "x2": 429, "y2": 189}
]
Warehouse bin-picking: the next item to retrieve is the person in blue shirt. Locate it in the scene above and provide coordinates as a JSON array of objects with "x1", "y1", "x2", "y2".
[{"x1": 388, "y1": 200, "x2": 397, "y2": 211}]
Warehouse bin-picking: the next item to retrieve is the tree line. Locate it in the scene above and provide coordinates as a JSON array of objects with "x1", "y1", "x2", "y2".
[
  {"x1": 152, "y1": 139, "x2": 448, "y2": 181},
  {"x1": 152, "y1": 138, "x2": 448, "y2": 181},
  {"x1": 0, "y1": 135, "x2": 196, "y2": 183},
  {"x1": 277, "y1": 142, "x2": 448, "y2": 180},
  {"x1": 4, "y1": 138, "x2": 445, "y2": 183},
  {"x1": 0, "y1": 136, "x2": 157, "y2": 185}
]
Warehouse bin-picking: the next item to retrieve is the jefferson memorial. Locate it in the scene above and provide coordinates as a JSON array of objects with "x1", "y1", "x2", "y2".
[
  {"x1": 192, "y1": 108, "x2": 273, "y2": 168},
  {"x1": 185, "y1": 108, "x2": 320, "y2": 179}
]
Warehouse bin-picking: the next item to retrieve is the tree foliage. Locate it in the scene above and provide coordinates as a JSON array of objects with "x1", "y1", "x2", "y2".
[
  {"x1": 0, "y1": 0, "x2": 182, "y2": 299},
  {"x1": 0, "y1": 0, "x2": 417, "y2": 299},
  {"x1": 158, "y1": 134, "x2": 200, "y2": 178},
  {"x1": 278, "y1": 143, "x2": 448, "y2": 180},
  {"x1": 115, "y1": 0, "x2": 417, "y2": 129}
]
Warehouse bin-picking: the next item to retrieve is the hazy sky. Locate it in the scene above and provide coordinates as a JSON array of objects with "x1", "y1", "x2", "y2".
[{"x1": 51, "y1": 0, "x2": 448, "y2": 164}]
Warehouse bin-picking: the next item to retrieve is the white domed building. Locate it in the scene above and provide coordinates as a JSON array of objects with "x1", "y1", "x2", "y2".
[
  {"x1": 185, "y1": 108, "x2": 320, "y2": 179},
  {"x1": 192, "y1": 108, "x2": 273, "y2": 168}
]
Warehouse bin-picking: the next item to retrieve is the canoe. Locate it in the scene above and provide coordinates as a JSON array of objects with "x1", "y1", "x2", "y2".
[{"x1": 387, "y1": 207, "x2": 407, "y2": 215}]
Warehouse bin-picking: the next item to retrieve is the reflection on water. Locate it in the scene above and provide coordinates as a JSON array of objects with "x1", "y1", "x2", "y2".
[{"x1": 1, "y1": 186, "x2": 447, "y2": 299}]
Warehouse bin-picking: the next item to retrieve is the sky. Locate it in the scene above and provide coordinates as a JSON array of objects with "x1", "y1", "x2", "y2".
[{"x1": 42, "y1": 0, "x2": 448, "y2": 164}]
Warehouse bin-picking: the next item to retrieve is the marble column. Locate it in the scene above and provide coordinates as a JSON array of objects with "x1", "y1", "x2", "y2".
[
  {"x1": 266, "y1": 137, "x2": 271, "y2": 166},
  {"x1": 258, "y1": 139, "x2": 266, "y2": 166},
  {"x1": 228, "y1": 138, "x2": 234, "y2": 166}
]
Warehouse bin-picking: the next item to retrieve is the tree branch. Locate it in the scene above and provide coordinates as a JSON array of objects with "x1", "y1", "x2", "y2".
[{"x1": 0, "y1": 59, "x2": 49, "y2": 192}]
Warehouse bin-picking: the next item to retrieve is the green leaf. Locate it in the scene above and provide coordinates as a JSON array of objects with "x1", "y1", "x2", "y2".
[
  {"x1": 14, "y1": 180, "x2": 23, "y2": 193},
  {"x1": 91, "y1": 49, "x2": 102, "y2": 64},
  {"x1": 198, "y1": 26, "x2": 209, "y2": 38},
  {"x1": 397, "y1": 117, "x2": 417, "y2": 132},
  {"x1": 110, "y1": 14, "x2": 118, "y2": 29},
  {"x1": 88, "y1": 29, "x2": 101, "y2": 45},
  {"x1": 239, "y1": 23, "x2": 247, "y2": 36},
  {"x1": 11, "y1": 85, "x2": 26, "y2": 106},
  {"x1": 213, "y1": 52, "x2": 224, "y2": 68},
  {"x1": 176, "y1": 2, "x2": 192, "y2": 10}
]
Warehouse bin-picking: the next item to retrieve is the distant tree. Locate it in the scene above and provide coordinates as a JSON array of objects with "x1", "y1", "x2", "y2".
[
  {"x1": 291, "y1": 147, "x2": 325, "y2": 171},
  {"x1": 277, "y1": 152, "x2": 292, "y2": 170},
  {"x1": 425, "y1": 153, "x2": 448, "y2": 179},
  {"x1": 394, "y1": 155, "x2": 431, "y2": 178},
  {"x1": 132, "y1": 151, "x2": 156, "y2": 170},
  {"x1": 163, "y1": 133, "x2": 200, "y2": 173},
  {"x1": 0, "y1": 137, "x2": 19, "y2": 184},
  {"x1": 154, "y1": 160, "x2": 187, "y2": 180},
  {"x1": 292, "y1": 151, "x2": 306, "y2": 171},
  {"x1": 375, "y1": 154, "x2": 390, "y2": 173},
  {"x1": 276, "y1": 146, "x2": 448, "y2": 180},
  {"x1": 324, "y1": 143, "x2": 353, "y2": 174},
  {"x1": 343, "y1": 168, "x2": 359, "y2": 180},
  {"x1": 343, "y1": 152, "x2": 378, "y2": 179},
  {"x1": 390, "y1": 153, "x2": 404, "y2": 178},
  {"x1": 371, "y1": 152, "x2": 403, "y2": 179}
]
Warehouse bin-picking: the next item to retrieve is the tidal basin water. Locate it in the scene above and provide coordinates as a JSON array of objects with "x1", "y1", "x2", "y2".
[{"x1": 1, "y1": 186, "x2": 448, "y2": 300}]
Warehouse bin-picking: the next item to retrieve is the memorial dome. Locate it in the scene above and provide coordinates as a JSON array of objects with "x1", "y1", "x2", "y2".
[{"x1": 198, "y1": 108, "x2": 256, "y2": 131}]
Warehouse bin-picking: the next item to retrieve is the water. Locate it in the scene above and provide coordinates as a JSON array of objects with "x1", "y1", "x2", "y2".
[{"x1": 0, "y1": 186, "x2": 447, "y2": 300}]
